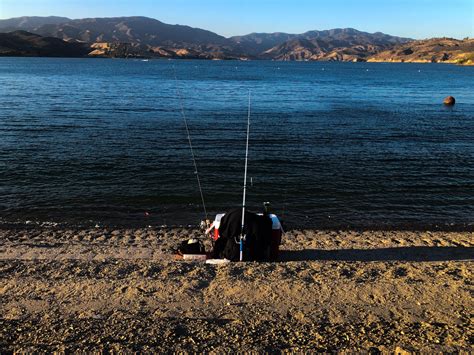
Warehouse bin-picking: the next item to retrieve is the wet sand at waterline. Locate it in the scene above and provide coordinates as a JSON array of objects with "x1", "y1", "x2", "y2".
[{"x1": 1, "y1": 227, "x2": 472, "y2": 352}]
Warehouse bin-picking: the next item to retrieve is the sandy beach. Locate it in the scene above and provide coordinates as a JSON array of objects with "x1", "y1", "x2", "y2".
[{"x1": 0, "y1": 226, "x2": 472, "y2": 352}]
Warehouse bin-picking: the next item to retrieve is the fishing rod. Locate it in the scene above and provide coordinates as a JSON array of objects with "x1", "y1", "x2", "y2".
[
  {"x1": 240, "y1": 90, "x2": 251, "y2": 262},
  {"x1": 172, "y1": 66, "x2": 208, "y2": 222}
]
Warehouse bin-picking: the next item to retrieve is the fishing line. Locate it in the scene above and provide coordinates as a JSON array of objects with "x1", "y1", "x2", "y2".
[{"x1": 172, "y1": 65, "x2": 208, "y2": 221}]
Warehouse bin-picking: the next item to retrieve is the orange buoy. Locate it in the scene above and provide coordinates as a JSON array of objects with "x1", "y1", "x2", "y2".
[{"x1": 443, "y1": 96, "x2": 456, "y2": 106}]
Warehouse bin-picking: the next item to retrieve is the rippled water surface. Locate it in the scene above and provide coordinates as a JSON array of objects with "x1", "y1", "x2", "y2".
[{"x1": 1, "y1": 58, "x2": 473, "y2": 229}]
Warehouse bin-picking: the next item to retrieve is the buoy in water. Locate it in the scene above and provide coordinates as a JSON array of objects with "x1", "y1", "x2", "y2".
[{"x1": 443, "y1": 96, "x2": 456, "y2": 106}]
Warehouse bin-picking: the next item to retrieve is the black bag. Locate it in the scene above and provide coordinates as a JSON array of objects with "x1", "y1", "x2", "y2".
[
  {"x1": 175, "y1": 239, "x2": 206, "y2": 255},
  {"x1": 211, "y1": 209, "x2": 273, "y2": 261}
]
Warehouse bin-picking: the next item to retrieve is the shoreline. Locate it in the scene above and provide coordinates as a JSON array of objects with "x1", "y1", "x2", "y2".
[
  {"x1": 1, "y1": 55, "x2": 474, "y2": 65},
  {"x1": 3, "y1": 220, "x2": 474, "y2": 233},
  {"x1": 1, "y1": 226, "x2": 472, "y2": 351}
]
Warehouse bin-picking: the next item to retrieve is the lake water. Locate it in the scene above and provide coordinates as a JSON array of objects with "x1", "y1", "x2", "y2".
[{"x1": 1, "y1": 58, "x2": 473, "y2": 229}]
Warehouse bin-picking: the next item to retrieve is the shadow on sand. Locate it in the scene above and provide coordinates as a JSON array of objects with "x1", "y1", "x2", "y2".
[{"x1": 279, "y1": 246, "x2": 474, "y2": 262}]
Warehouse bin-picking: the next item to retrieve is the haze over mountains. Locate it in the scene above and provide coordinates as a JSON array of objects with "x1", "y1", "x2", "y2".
[
  {"x1": 0, "y1": 16, "x2": 71, "y2": 31},
  {"x1": 0, "y1": 16, "x2": 472, "y2": 64}
]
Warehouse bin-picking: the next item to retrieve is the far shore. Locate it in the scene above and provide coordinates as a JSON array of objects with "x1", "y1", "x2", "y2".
[{"x1": 1, "y1": 55, "x2": 474, "y2": 66}]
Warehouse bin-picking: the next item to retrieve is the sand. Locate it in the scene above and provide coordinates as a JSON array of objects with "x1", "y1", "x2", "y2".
[{"x1": 0, "y1": 227, "x2": 472, "y2": 352}]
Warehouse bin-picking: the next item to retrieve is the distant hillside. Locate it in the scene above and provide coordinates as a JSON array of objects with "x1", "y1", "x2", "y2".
[
  {"x1": 0, "y1": 31, "x2": 89, "y2": 57},
  {"x1": 299, "y1": 28, "x2": 410, "y2": 45},
  {"x1": 0, "y1": 16, "x2": 70, "y2": 32},
  {"x1": 368, "y1": 38, "x2": 474, "y2": 65},
  {"x1": 261, "y1": 28, "x2": 409, "y2": 61},
  {"x1": 230, "y1": 28, "x2": 410, "y2": 58},
  {"x1": 33, "y1": 16, "x2": 229, "y2": 47},
  {"x1": 229, "y1": 32, "x2": 300, "y2": 55}
]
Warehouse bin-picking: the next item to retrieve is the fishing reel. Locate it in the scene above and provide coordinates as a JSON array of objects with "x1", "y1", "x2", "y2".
[
  {"x1": 263, "y1": 201, "x2": 271, "y2": 214},
  {"x1": 200, "y1": 219, "x2": 211, "y2": 230}
]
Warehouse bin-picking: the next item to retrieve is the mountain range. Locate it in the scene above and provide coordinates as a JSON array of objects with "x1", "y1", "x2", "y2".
[{"x1": 0, "y1": 16, "x2": 472, "y2": 64}]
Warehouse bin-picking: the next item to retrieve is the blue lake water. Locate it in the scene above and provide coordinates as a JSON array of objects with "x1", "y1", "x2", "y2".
[{"x1": 1, "y1": 58, "x2": 473, "y2": 229}]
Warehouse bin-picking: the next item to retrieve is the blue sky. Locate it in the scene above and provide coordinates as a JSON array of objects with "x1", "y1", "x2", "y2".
[{"x1": 1, "y1": 0, "x2": 472, "y2": 39}]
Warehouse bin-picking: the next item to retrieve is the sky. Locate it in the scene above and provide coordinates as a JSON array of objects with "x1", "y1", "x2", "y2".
[{"x1": 0, "y1": 0, "x2": 472, "y2": 39}]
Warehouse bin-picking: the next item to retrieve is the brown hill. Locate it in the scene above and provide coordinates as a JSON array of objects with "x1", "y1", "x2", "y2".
[
  {"x1": 261, "y1": 38, "x2": 326, "y2": 60},
  {"x1": 262, "y1": 28, "x2": 410, "y2": 61},
  {"x1": 229, "y1": 32, "x2": 300, "y2": 55},
  {"x1": 88, "y1": 42, "x2": 243, "y2": 60},
  {"x1": 368, "y1": 38, "x2": 474, "y2": 65},
  {"x1": 233, "y1": 28, "x2": 410, "y2": 59},
  {"x1": 263, "y1": 39, "x2": 384, "y2": 61}
]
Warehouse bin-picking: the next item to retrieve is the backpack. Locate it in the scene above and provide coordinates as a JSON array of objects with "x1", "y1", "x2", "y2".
[{"x1": 212, "y1": 209, "x2": 273, "y2": 261}]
